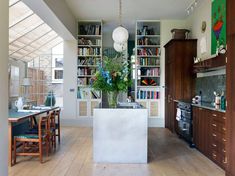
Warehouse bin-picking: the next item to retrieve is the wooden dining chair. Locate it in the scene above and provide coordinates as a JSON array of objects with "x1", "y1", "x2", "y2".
[
  {"x1": 54, "y1": 108, "x2": 61, "y2": 144},
  {"x1": 13, "y1": 115, "x2": 50, "y2": 164},
  {"x1": 49, "y1": 111, "x2": 56, "y2": 150}
]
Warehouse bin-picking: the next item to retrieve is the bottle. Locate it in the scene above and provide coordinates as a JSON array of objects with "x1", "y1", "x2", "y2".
[{"x1": 221, "y1": 95, "x2": 226, "y2": 110}]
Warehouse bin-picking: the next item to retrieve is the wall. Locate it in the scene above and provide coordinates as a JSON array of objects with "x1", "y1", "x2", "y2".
[
  {"x1": 0, "y1": 0, "x2": 9, "y2": 175},
  {"x1": 186, "y1": 0, "x2": 212, "y2": 60},
  {"x1": 195, "y1": 74, "x2": 226, "y2": 103},
  {"x1": 62, "y1": 40, "x2": 77, "y2": 120}
]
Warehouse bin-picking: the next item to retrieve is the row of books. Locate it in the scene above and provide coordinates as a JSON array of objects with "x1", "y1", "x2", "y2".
[
  {"x1": 137, "y1": 37, "x2": 159, "y2": 46},
  {"x1": 139, "y1": 68, "x2": 160, "y2": 76},
  {"x1": 78, "y1": 68, "x2": 96, "y2": 76},
  {"x1": 137, "y1": 90, "x2": 160, "y2": 99},
  {"x1": 78, "y1": 38, "x2": 101, "y2": 46},
  {"x1": 138, "y1": 57, "x2": 160, "y2": 66},
  {"x1": 79, "y1": 24, "x2": 101, "y2": 35},
  {"x1": 78, "y1": 58, "x2": 100, "y2": 65},
  {"x1": 78, "y1": 78, "x2": 90, "y2": 86},
  {"x1": 137, "y1": 26, "x2": 157, "y2": 35},
  {"x1": 137, "y1": 48, "x2": 160, "y2": 56},
  {"x1": 78, "y1": 48, "x2": 100, "y2": 56},
  {"x1": 77, "y1": 89, "x2": 100, "y2": 99}
]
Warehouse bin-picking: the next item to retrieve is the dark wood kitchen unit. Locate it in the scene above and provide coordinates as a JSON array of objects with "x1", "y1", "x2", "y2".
[
  {"x1": 164, "y1": 39, "x2": 197, "y2": 132},
  {"x1": 193, "y1": 107, "x2": 227, "y2": 169},
  {"x1": 226, "y1": 0, "x2": 235, "y2": 175}
]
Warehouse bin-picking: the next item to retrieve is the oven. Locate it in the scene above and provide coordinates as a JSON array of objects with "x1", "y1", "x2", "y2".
[{"x1": 176, "y1": 101, "x2": 194, "y2": 147}]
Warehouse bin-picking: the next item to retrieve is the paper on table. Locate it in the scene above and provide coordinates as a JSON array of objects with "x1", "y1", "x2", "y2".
[
  {"x1": 32, "y1": 106, "x2": 51, "y2": 110},
  {"x1": 17, "y1": 109, "x2": 41, "y2": 113}
]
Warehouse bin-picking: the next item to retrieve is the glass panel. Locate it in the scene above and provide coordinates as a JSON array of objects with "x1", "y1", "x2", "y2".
[
  {"x1": 9, "y1": 0, "x2": 20, "y2": 6},
  {"x1": 9, "y1": 1, "x2": 33, "y2": 27},
  {"x1": 9, "y1": 14, "x2": 43, "y2": 42}
]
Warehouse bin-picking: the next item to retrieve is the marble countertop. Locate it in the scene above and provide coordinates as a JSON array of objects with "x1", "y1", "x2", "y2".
[
  {"x1": 191, "y1": 102, "x2": 226, "y2": 113},
  {"x1": 174, "y1": 99, "x2": 226, "y2": 113}
]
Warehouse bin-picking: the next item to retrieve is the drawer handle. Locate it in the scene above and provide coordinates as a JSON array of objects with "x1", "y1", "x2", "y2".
[
  {"x1": 222, "y1": 149, "x2": 226, "y2": 153},
  {"x1": 212, "y1": 153, "x2": 217, "y2": 157},
  {"x1": 212, "y1": 144, "x2": 217, "y2": 147},
  {"x1": 222, "y1": 116, "x2": 226, "y2": 120},
  {"x1": 212, "y1": 124, "x2": 217, "y2": 127},
  {"x1": 223, "y1": 157, "x2": 228, "y2": 164},
  {"x1": 222, "y1": 138, "x2": 227, "y2": 142},
  {"x1": 212, "y1": 133, "x2": 217, "y2": 137},
  {"x1": 212, "y1": 114, "x2": 217, "y2": 117},
  {"x1": 223, "y1": 128, "x2": 226, "y2": 131}
]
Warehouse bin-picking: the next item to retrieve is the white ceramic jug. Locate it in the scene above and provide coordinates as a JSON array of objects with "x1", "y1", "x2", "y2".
[{"x1": 15, "y1": 97, "x2": 24, "y2": 110}]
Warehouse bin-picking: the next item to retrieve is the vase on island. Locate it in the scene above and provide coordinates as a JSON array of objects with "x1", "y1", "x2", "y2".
[{"x1": 107, "y1": 91, "x2": 119, "y2": 108}]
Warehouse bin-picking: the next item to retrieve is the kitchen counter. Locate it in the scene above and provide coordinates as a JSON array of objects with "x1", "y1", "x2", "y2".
[
  {"x1": 93, "y1": 104, "x2": 148, "y2": 163},
  {"x1": 174, "y1": 100, "x2": 226, "y2": 113},
  {"x1": 191, "y1": 102, "x2": 225, "y2": 113}
]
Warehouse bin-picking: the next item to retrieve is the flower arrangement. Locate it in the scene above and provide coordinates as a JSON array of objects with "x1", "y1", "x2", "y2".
[{"x1": 91, "y1": 55, "x2": 131, "y2": 107}]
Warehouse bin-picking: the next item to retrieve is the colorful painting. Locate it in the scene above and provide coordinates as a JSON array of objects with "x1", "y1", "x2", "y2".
[{"x1": 211, "y1": 0, "x2": 226, "y2": 55}]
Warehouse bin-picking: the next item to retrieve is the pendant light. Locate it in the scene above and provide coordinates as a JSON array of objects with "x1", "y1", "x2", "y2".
[
  {"x1": 112, "y1": 0, "x2": 129, "y2": 44},
  {"x1": 113, "y1": 42, "x2": 127, "y2": 52}
]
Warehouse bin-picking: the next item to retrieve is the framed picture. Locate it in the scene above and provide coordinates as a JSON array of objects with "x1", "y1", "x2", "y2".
[{"x1": 211, "y1": 0, "x2": 226, "y2": 55}]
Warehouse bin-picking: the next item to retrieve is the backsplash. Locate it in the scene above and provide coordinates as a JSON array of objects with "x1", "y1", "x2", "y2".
[{"x1": 195, "y1": 74, "x2": 226, "y2": 103}]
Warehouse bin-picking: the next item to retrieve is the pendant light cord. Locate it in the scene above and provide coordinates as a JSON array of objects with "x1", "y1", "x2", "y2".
[{"x1": 119, "y1": 0, "x2": 122, "y2": 26}]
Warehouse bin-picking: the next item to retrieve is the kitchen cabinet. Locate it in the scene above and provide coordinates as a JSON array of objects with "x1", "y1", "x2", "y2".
[
  {"x1": 164, "y1": 39, "x2": 197, "y2": 132},
  {"x1": 193, "y1": 106, "x2": 227, "y2": 169},
  {"x1": 226, "y1": 0, "x2": 235, "y2": 175}
]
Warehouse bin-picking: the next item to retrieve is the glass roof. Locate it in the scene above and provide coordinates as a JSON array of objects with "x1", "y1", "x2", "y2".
[{"x1": 9, "y1": 0, "x2": 63, "y2": 62}]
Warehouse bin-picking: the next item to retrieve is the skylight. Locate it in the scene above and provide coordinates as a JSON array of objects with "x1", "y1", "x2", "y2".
[{"x1": 9, "y1": 0, "x2": 63, "y2": 62}]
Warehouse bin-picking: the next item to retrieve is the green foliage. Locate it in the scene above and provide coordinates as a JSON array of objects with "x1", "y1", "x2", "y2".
[{"x1": 91, "y1": 55, "x2": 131, "y2": 93}]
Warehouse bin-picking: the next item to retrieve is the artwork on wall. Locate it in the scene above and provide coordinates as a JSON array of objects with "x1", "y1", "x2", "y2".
[{"x1": 211, "y1": 0, "x2": 226, "y2": 55}]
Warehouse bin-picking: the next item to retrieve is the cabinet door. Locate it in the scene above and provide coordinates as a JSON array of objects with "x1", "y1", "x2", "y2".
[
  {"x1": 193, "y1": 107, "x2": 199, "y2": 147},
  {"x1": 78, "y1": 101, "x2": 88, "y2": 117}
]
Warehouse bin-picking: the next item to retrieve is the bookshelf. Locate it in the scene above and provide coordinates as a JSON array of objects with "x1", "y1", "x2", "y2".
[
  {"x1": 135, "y1": 21, "x2": 161, "y2": 118},
  {"x1": 77, "y1": 21, "x2": 102, "y2": 117}
]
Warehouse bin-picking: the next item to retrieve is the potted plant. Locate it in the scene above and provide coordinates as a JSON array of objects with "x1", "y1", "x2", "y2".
[{"x1": 91, "y1": 55, "x2": 131, "y2": 108}]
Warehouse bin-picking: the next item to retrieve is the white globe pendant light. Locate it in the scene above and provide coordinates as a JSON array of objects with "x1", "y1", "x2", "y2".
[
  {"x1": 112, "y1": 0, "x2": 129, "y2": 44},
  {"x1": 113, "y1": 42, "x2": 127, "y2": 52},
  {"x1": 112, "y1": 26, "x2": 129, "y2": 44}
]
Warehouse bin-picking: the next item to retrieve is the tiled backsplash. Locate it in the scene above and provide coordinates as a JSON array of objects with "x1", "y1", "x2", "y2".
[{"x1": 195, "y1": 74, "x2": 226, "y2": 103}]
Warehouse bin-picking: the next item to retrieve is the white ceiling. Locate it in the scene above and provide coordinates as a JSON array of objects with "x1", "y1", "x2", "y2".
[{"x1": 65, "y1": 0, "x2": 196, "y2": 36}]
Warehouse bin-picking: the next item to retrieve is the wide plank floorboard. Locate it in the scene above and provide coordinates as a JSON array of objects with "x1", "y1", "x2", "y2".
[{"x1": 9, "y1": 127, "x2": 225, "y2": 176}]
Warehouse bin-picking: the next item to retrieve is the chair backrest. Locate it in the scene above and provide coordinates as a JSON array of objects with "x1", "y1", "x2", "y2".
[
  {"x1": 38, "y1": 115, "x2": 49, "y2": 139},
  {"x1": 49, "y1": 111, "x2": 56, "y2": 129},
  {"x1": 55, "y1": 108, "x2": 61, "y2": 116}
]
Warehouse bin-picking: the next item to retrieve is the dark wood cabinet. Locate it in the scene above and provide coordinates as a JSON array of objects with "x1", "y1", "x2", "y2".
[
  {"x1": 226, "y1": 0, "x2": 235, "y2": 175},
  {"x1": 193, "y1": 107, "x2": 227, "y2": 169},
  {"x1": 193, "y1": 107, "x2": 211, "y2": 155},
  {"x1": 164, "y1": 39, "x2": 197, "y2": 132}
]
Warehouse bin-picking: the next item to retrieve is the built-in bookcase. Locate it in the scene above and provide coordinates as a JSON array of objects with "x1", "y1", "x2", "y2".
[
  {"x1": 135, "y1": 21, "x2": 161, "y2": 118},
  {"x1": 77, "y1": 21, "x2": 102, "y2": 117}
]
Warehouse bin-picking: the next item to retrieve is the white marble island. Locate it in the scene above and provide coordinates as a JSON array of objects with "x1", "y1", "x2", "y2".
[{"x1": 93, "y1": 103, "x2": 148, "y2": 163}]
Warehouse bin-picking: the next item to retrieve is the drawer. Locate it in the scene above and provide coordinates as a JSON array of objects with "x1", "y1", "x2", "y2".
[
  {"x1": 210, "y1": 139, "x2": 226, "y2": 153},
  {"x1": 211, "y1": 122, "x2": 226, "y2": 134},
  {"x1": 210, "y1": 151, "x2": 227, "y2": 169},
  {"x1": 211, "y1": 130, "x2": 227, "y2": 143}
]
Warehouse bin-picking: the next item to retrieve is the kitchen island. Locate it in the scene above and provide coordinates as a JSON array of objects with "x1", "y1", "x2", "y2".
[{"x1": 93, "y1": 103, "x2": 148, "y2": 163}]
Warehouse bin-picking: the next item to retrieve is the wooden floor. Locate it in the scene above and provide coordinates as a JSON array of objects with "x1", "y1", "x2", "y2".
[{"x1": 9, "y1": 127, "x2": 225, "y2": 176}]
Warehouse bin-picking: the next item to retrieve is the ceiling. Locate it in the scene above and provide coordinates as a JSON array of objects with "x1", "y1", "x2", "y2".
[{"x1": 65, "y1": 0, "x2": 196, "y2": 35}]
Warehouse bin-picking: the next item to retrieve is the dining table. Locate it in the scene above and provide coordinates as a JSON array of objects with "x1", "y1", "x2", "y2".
[{"x1": 8, "y1": 106, "x2": 59, "y2": 166}]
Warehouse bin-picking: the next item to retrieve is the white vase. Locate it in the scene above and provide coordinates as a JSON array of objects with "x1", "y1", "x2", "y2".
[{"x1": 15, "y1": 97, "x2": 24, "y2": 110}]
